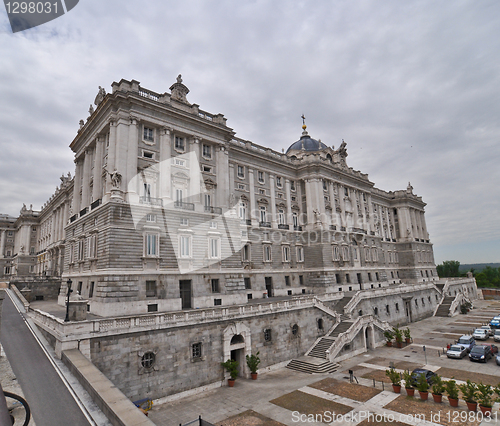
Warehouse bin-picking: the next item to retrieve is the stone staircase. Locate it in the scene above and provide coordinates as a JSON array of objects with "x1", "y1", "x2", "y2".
[
  {"x1": 332, "y1": 292, "x2": 355, "y2": 315},
  {"x1": 435, "y1": 296, "x2": 454, "y2": 317},
  {"x1": 286, "y1": 356, "x2": 340, "y2": 374}
]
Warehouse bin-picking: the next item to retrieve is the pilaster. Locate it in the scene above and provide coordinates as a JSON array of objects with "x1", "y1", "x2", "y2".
[
  {"x1": 0, "y1": 230, "x2": 5, "y2": 258},
  {"x1": 159, "y1": 128, "x2": 172, "y2": 201},
  {"x1": 285, "y1": 179, "x2": 292, "y2": 225},
  {"x1": 248, "y1": 168, "x2": 257, "y2": 226},
  {"x1": 93, "y1": 137, "x2": 104, "y2": 202},
  {"x1": 269, "y1": 174, "x2": 277, "y2": 228}
]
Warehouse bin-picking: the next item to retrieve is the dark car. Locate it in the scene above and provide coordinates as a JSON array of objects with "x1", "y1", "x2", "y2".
[
  {"x1": 484, "y1": 344, "x2": 498, "y2": 354},
  {"x1": 410, "y1": 368, "x2": 437, "y2": 386},
  {"x1": 469, "y1": 345, "x2": 493, "y2": 363}
]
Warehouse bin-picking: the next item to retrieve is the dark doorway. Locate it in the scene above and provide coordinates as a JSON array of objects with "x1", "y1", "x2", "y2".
[
  {"x1": 357, "y1": 273, "x2": 362, "y2": 290},
  {"x1": 180, "y1": 280, "x2": 192, "y2": 309},
  {"x1": 230, "y1": 348, "x2": 245, "y2": 377},
  {"x1": 265, "y1": 277, "x2": 273, "y2": 297},
  {"x1": 405, "y1": 300, "x2": 412, "y2": 323}
]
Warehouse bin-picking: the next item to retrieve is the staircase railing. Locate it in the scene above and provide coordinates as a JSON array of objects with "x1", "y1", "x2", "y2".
[
  {"x1": 325, "y1": 315, "x2": 391, "y2": 362},
  {"x1": 313, "y1": 297, "x2": 341, "y2": 321}
]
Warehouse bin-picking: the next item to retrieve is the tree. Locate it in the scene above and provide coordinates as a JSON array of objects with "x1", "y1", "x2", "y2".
[
  {"x1": 475, "y1": 266, "x2": 500, "y2": 288},
  {"x1": 436, "y1": 260, "x2": 460, "y2": 278}
]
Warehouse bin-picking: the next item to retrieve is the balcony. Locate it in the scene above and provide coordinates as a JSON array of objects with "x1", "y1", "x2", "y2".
[
  {"x1": 370, "y1": 231, "x2": 375, "y2": 236},
  {"x1": 70, "y1": 214, "x2": 77, "y2": 223},
  {"x1": 140, "y1": 196, "x2": 163, "y2": 207},
  {"x1": 174, "y1": 201, "x2": 195, "y2": 211},
  {"x1": 340, "y1": 226, "x2": 346, "y2": 231},
  {"x1": 329, "y1": 225, "x2": 336, "y2": 231},
  {"x1": 204, "y1": 206, "x2": 222, "y2": 214},
  {"x1": 351, "y1": 227, "x2": 366, "y2": 234},
  {"x1": 245, "y1": 219, "x2": 252, "y2": 226},
  {"x1": 79, "y1": 207, "x2": 88, "y2": 217},
  {"x1": 293, "y1": 225, "x2": 303, "y2": 231},
  {"x1": 278, "y1": 224, "x2": 289, "y2": 230},
  {"x1": 259, "y1": 222, "x2": 271, "y2": 228}
]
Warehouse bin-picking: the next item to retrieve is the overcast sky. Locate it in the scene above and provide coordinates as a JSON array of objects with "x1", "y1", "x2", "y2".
[{"x1": 0, "y1": 0, "x2": 499, "y2": 264}]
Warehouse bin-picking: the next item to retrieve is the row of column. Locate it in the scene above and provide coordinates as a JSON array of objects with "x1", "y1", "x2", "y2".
[{"x1": 0, "y1": 230, "x2": 5, "y2": 258}]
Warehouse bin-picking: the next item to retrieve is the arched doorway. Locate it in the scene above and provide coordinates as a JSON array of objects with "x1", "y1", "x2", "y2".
[
  {"x1": 364, "y1": 325, "x2": 375, "y2": 350},
  {"x1": 223, "y1": 323, "x2": 252, "y2": 379}
]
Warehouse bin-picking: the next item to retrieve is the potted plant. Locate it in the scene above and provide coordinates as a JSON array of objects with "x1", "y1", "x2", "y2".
[
  {"x1": 445, "y1": 379, "x2": 460, "y2": 407},
  {"x1": 393, "y1": 325, "x2": 403, "y2": 348},
  {"x1": 402, "y1": 370, "x2": 415, "y2": 397},
  {"x1": 403, "y1": 328, "x2": 411, "y2": 344},
  {"x1": 431, "y1": 375, "x2": 445, "y2": 403},
  {"x1": 221, "y1": 359, "x2": 239, "y2": 387},
  {"x1": 246, "y1": 352, "x2": 260, "y2": 380},
  {"x1": 459, "y1": 380, "x2": 478, "y2": 411},
  {"x1": 416, "y1": 373, "x2": 430, "y2": 400},
  {"x1": 384, "y1": 330, "x2": 394, "y2": 347},
  {"x1": 477, "y1": 383, "x2": 494, "y2": 416},
  {"x1": 385, "y1": 368, "x2": 401, "y2": 393}
]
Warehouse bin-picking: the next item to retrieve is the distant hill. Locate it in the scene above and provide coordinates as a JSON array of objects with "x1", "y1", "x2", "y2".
[{"x1": 459, "y1": 263, "x2": 500, "y2": 273}]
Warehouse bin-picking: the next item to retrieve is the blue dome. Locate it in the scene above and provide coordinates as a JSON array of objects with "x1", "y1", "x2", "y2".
[{"x1": 286, "y1": 134, "x2": 327, "y2": 154}]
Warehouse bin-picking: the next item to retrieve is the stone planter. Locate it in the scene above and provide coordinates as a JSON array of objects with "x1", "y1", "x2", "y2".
[
  {"x1": 479, "y1": 405, "x2": 492, "y2": 416},
  {"x1": 251, "y1": 373, "x2": 258, "y2": 380},
  {"x1": 392, "y1": 384, "x2": 401, "y2": 394},
  {"x1": 432, "y1": 394, "x2": 442, "y2": 403},
  {"x1": 448, "y1": 397, "x2": 459, "y2": 407},
  {"x1": 406, "y1": 388, "x2": 415, "y2": 397},
  {"x1": 466, "y1": 401, "x2": 477, "y2": 412},
  {"x1": 419, "y1": 391, "x2": 429, "y2": 401}
]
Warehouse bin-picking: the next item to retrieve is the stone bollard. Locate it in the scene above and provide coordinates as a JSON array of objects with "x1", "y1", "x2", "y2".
[{"x1": 67, "y1": 293, "x2": 88, "y2": 321}]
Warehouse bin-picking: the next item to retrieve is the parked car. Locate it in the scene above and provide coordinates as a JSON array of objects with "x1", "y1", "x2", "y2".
[
  {"x1": 490, "y1": 316, "x2": 500, "y2": 328},
  {"x1": 456, "y1": 335, "x2": 476, "y2": 352},
  {"x1": 446, "y1": 345, "x2": 468, "y2": 359},
  {"x1": 410, "y1": 368, "x2": 437, "y2": 386},
  {"x1": 469, "y1": 345, "x2": 492, "y2": 363},
  {"x1": 480, "y1": 325, "x2": 494, "y2": 336},
  {"x1": 494, "y1": 330, "x2": 500, "y2": 342},
  {"x1": 496, "y1": 354, "x2": 500, "y2": 366},
  {"x1": 473, "y1": 329, "x2": 489, "y2": 341},
  {"x1": 484, "y1": 344, "x2": 498, "y2": 354}
]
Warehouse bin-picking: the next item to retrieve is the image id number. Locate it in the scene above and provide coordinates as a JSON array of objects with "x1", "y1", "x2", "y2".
[{"x1": 5, "y1": 2, "x2": 58, "y2": 14}]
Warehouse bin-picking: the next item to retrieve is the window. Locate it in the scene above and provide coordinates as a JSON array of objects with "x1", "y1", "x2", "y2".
[
  {"x1": 290, "y1": 180, "x2": 296, "y2": 191},
  {"x1": 175, "y1": 136, "x2": 185, "y2": 151},
  {"x1": 176, "y1": 188, "x2": 183, "y2": 203},
  {"x1": 395, "y1": 303, "x2": 399, "y2": 312},
  {"x1": 192, "y1": 343, "x2": 202, "y2": 359},
  {"x1": 292, "y1": 212, "x2": 298, "y2": 228},
  {"x1": 87, "y1": 234, "x2": 97, "y2": 259},
  {"x1": 342, "y1": 246, "x2": 349, "y2": 261},
  {"x1": 148, "y1": 304, "x2": 158, "y2": 312},
  {"x1": 143, "y1": 183, "x2": 151, "y2": 201},
  {"x1": 323, "y1": 180, "x2": 328, "y2": 191},
  {"x1": 89, "y1": 282, "x2": 95, "y2": 298},
  {"x1": 237, "y1": 183, "x2": 246, "y2": 190},
  {"x1": 386, "y1": 305, "x2": 390, "y2": 314},
  {"x1": 263, "y1": 245, "x2": 272, "y2": 262},
  {"x1": 276, "y1": 176, "x2": 282, "y2": 188},
  {"x1": 299, "y1": 275, "x2": 304, "y2": 285},
  {"x1": 174, "y1": 158, "x2": 185, "y2": 167},
  {"x1": 4, "y1": 266, "x2": 11, "y2": 275},
  {"x1": 285, "y1": 276, "x2": 290, "y2": 286},
  {"x1": 202, "y1": 144, "x2": 211, "y2": 158},
  {"x1": 143, "y1": 151, "x2": 154, "y2": 159},
  {"x1": 239, "y1": 201, "x2": 247, "y2": 219},
  {"x1": 258, "y1": 171, "x2": 264, "y2": 183},
  {"x1": 259, "y1": 206, "x2": 267, "y2": 223},
  {"x1": 146, "y1": 214, "x2": 156, "y2": 222},
  {"x1": 30, "y1": 247, "x2": 35, "y2": 255},
  {"x1": 202, "y1": 165, "x2": 212, "y2": 173},
  {"x1": 244, "y1": 277, "x2": 251, "y2": 289},
  {"x1": 204, "y1": 193, "x2": 212, "y2": 208},
  {"x1": 291, "y1": 324, "x2": 299, "y2": 336},
  {"x1": 282, "y1": 245, "x2": 290, "y2": 262},
  {"x1": 242, "y1": 244, "x2": 250, "y2": 261},
  {"x1": 211, "y1": 279, "x2": 220, "y2": 293},
  {"x1": 179, "y1": 235, "x2": 191, "y2": 258},
  {"x1": 143, "y1": 127, "x2": 154, "y2": 142},
  {"x1": 237, "y1": 165, "x2": 245, "y2": 178},
  {"x1": 146, "y1": 280, "x2": 157, "y2": 297},
  {"x1": 278, "y1": 209, "x2": 285, "y2": 225},
  {"x1": 145, "y1": 234, "x2": 158, "y2": 256},
  {"x1": 209, "y1": 238, "x2": 220, "y2": 259},
  {"x1": 344, "y1": 187, "x2": 349, "y2": 196},
  {"x1": 180, "y1": 218, "x2": 188, "y2": 226},
  {"x1": 264, "y1": 329, "x2": 272, "y2": 342},
  {"x1": 376, "y1": 272, "x2": 379, "y2": 281},
  {"x1": 296, "y1": 246, "x2": 304, "y2": 262},
  {"x1": 78, "y1": 239, "x2": 85, "y2": 261},
  {"x1": 346, "y1": 274, "x2": 351, "y2": 283},
  {"x1": 368, "y1": 273, "x2": 372, "y2": 282},
  {"x1": 209, "y1": 221, "x2": 217, "y2": 229},
  {"x1": 141, "y1": 352, "x2": 155, "y2": 369}
]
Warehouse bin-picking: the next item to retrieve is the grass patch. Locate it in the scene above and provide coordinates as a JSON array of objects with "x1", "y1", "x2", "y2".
[
  {"x1": 270, "y1": 390, "x2": 352, "y2": 416},
  {"x1": 385, "y1": 394, "x2": 481, "y2": 426},
  {"x1": 361, "y1": 369, "x2": 392, "y2": 384},
  {"x1": 216, "y1": 410, "x2": 286, "y2": 426},
  {"x1": 437, "y1": 367, "x2": 500, "y2": 386},
  {"x1": 309, "y1": 378, "x2": 381, "y2": 402}
]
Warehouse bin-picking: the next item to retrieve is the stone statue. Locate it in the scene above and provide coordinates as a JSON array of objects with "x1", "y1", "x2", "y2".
[
  {"x1": 177, "y1": 74, "x2": 183, "y2": 84},
  {"x1": 110, "y1": 169, "x2": 122, "y2": 189},
  {"x1": 229, "y1": 192, "x2": 236, "y2": 207},
  {"x1": 89, "y1": 104, "x2": 94, "y2": 115},
  {"x1": 94, "y1": 86, "x2": 106, "y2": 106},
  {"x1": 406, "y1": 182, "x2": 413, "y2": 194},
  {"x1": 313, "y1": 209, "x2": 321, "y2": 224}
]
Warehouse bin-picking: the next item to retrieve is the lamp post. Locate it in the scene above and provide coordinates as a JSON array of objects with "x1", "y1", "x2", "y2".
[{"x1": 64, "y1": 279, "x2": 73, "y2": 322}]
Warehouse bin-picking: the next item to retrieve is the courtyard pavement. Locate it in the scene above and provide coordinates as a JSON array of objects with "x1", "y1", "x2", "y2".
[{"x1": 149, "y1": 299, "x2": 500, "y2": 426}]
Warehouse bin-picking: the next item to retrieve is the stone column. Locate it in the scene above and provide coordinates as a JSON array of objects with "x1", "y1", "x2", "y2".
[
  {"x1": 126, "y1": 117, "x2": 139, "y2": 200},
  {"x1": 285, "y1": 179, "x2": 292, "y2": 225},
  {"x1": 385, "y1": 208, "x2": 392, "y2": 240},
  {"x1": 328, "y1": 181, "x2": 336, "y2": 227},
  {"x1": 420, "y1": 211, "x2": 428, "y2": 240},
  {"x1": 229, "y1": 163, "x2": 236, "y2": 209},
  {"x1": 337, "y1": 184, "x2": 346, "y2": 228},
  {"x1": 316, "y1": 179, "x2": 326, "y2": 227},
  {"x1": 159, "y1": 127, "x2": 171, "y2": 201},
  {"x1": 81, "y1": 149, "x2": 92, "y2": 209},
  {"x1": 0, "y1": 230, "x2": 5, "y2": 258},
  {"x1": 367, "y1": 195, "x2": 375, "y2": 233},
  {"x1": 216, "y1": 145, "x2": 229, "y2": 209},
  {"x1": 104, "y1": 120, "x2": 117, "y2": 201},
  {"x1": 359, "y1": 192, "x2": 368, "y2": 231},
  {"x1": 269, "y1": 174, "x2": 277, "y2": 228},
  {"x1": 248, "y1": 168, "x2": 257, "y2": 226},
  {"x1": 304, "y1": 179, "x2": 315, "y2": 229},
  {"x1": 352, "y1": 190, "x2": 360, "y2": 229},
  {"x1": 72, "y1": 158, "x2": 83, "y2": 214},
  {"x1": 415, "y1": 209, "x2": 424, "y2": 240},
  {"x1": 93, "y1": 137, "x2": 104, "y2": 202}
]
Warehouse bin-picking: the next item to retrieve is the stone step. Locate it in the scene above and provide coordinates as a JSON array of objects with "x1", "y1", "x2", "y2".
[
  {"x1": 329, "y1": 321, "x2": 353, "y2": 337},
  {"x1": 307, "y1": 337, "x2": 335, "y2": 359},
  {"x1": 286, "y1": 357, "x2": 340, "y2": 374}
]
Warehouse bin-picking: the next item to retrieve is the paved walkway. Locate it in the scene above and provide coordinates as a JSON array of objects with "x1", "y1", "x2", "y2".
[{"x1": 149, "y1": 299, "x2": 500, "y2": 426}]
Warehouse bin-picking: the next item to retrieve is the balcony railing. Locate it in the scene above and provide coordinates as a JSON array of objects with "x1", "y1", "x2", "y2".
[
  {"x1": 79, "y1": 207, "x2": 88, "y2": 217},
  {"x1": 70, "y1": 214, "x2": 77, "y2": 223},
  {"x1": 174, "y1": 201, "x2": 195, "y2": 211},
  {"x1": 293, "y1": 225, "x2": 303, "y2": 231},
  {"x1": 259, "y1": 222, "x2": 271, "y2": 228},
  {"x1": 204, "y1": 206, "x2": 222, "y2": 214},
  {"x1": 278, "y1": 224, "x2": 289, "y2": 230},
  {"x1": 91, "y1": 199, "x2": 102, "y2": 210},
  {"x1": 140, "y1": 196, "x2": 163, "y2": 206},
  {"x1": 329, "y1": 225, "x2": 336, "y2": 231}
]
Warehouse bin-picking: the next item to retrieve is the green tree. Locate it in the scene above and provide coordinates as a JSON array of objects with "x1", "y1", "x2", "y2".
[
  {"x1": 475, "y1": 266, "x2": 500, "y2": 288},
  {"x1": 437, "y1": 260, "x2": 460, "y2": 278}
]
